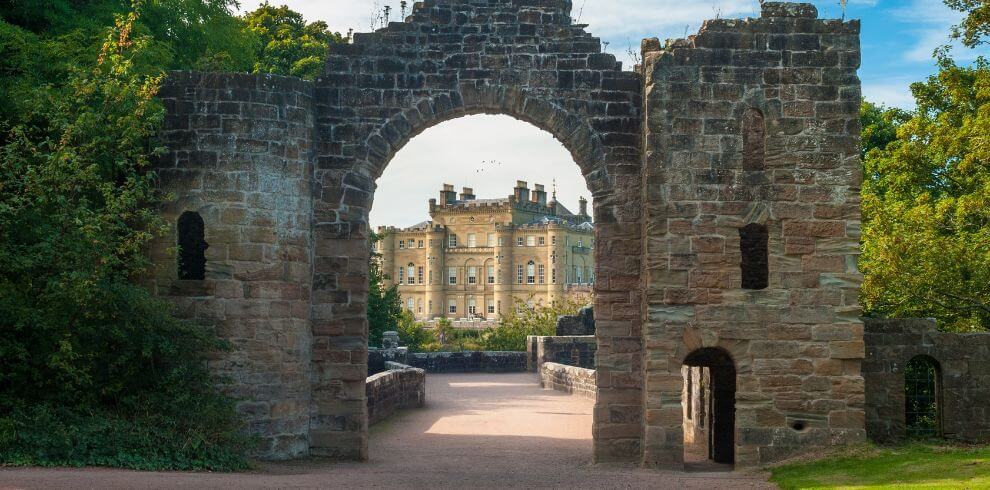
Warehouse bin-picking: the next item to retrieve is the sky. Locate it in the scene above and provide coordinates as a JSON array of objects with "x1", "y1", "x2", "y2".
[{"x1": 235, "y1": 0, "x2": 980, "y2": 227}]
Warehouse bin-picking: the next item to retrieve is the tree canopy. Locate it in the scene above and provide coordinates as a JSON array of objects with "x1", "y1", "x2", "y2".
[
  {"x1": 243, "y1": 2, "x2": 345, "y2": 80},
  {"x1": 861, "y1": 11, "x2": 990, "y2": 331}
]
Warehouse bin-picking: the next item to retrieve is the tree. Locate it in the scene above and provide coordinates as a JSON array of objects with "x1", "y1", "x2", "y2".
[
  {"x1": 368, "y1": 231, "x2": 403, "y2": 347},
  {"x1": 861, "y1": 56, "x2": 990, "y2": 331},
  {"x1": 946, "y1": 0, "x2": 990, "y2": 48},
  {"x1": 242, "y1": 2, "x2": 345, "y2": 80},
  {"x1": 0, "y1": 10, "x2": 248, "y2": 470},
  {"x1": 0, "y1": 0, "x2": 255, "y2": 72},
  {"x1": 860, "y1": 101, "x2": 910, "y2": 158}
]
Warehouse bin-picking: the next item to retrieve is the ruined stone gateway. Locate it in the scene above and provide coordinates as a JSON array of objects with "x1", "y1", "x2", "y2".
[{"x1": 150, "y1": 0, "x2": 867, "y2": 469}]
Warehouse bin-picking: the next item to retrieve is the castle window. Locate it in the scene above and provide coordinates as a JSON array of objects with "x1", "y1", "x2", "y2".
[
  {"x1": 498, "y1": 237, "x2": 505, "y2": 247},
  {"x1": 740, "y1": 223, "x2": 769, "y2": 290},
  {"x1": 487, "y1": 302, "x2": 495, "y2": 315},
  {"x1": 418, "y1": 266, "x2": 424, "y2": 284},
  {"x1": 539, "y1": 236, "x2": 546, "y2": 246},
  {"x1": 448, "y1": 267, "x2": 457, "y2": 285},
  {"x1": 177, "y1": 211, "x2": 207, "y2": 280},
  {"x1": 398, "y1": 267, "x2": 405, "y2": 283},
  {"x1": 468, "y1": 298, "x2": 477, "y2": 316},
  {"x1": 468, "y1": 266, "x2": 477, "y2": 284},
  {"x1": 487, "y1": 265, "x2": 495, "y2": 284},
  {"x1": 488, "y1": 233, "x2": 496, "y2": 247},
  {"x1": 399, "y1": 241, "x2": 405, "y2": 249},
  {"x1": 552, "y1": 268, "x2": 557, "y2": 284},
  {"x1": 552, "y1": 236, "x2": 557, "y2": 246},
  {"x1": 449, "y1": 299, "x2": 457, "y2": 314},
  {"x1": 418, "y1": 240, "x2": 424, "y2": 248},
  {"x1": 576, "y1": 266, "x2": 583, "y2": 284},
  {"x1": 417, "y1": 299, "x2": 423, "y2": 313},
  {"x1": 407, "y1": 264, "x2": 415, "y2": 285},
  {"x1": 527, "y1": 236, "x2": 536, "y2": 247},
  {"x1": 742, "y1": 108, "x2": 767, "y2": 171},
  {"x1": 517, "y1": 237, "x2": 524, "y2": 247},
  {"x1": 538, "y1": 264, "x2": 545, "y2": 284},
  {"x1": 408, "y1": 239, "x2": 415, "y2": 248},
  {"x1": 527, "y1": 261, "x2": 536, "y2": 284},
  {"x1": 468, "y1": 233, "x2": 477, "y2": 248},
  {"x1": 429, "y1": 270, "x2": 433, "y2": 284},
  {"x1": 407, "y1": 298, "x2": 414, "y2": 311},
  {"x1": 517, "y1": 265, "x2": 524, "y2": 284}
]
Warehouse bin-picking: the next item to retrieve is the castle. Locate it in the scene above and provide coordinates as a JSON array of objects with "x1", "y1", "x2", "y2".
[{"x1": 376, "y1": 181, "x2": 594, "y2": 321}]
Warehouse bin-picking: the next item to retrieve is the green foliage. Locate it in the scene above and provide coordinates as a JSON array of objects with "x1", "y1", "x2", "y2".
[
  {"x1": 395, "y1": 310, "x2": 433, "y2": 352},
  {"x1": 0, "y1": 12, "x2": 249, "y2": 470},
  {"x1": 946, "y1": 0, "x2": 990, "y2": 48},
  {"x1": 398, "y1": 298, "x2": 589, "y2": 353},
  {"x1": 480, "y1": 297, "x2": 586, "y2": 351},
  {"x1": 0, "y1": 0, "x2": 255, "y2": 73},
  {"x1": 860, "y1": 101, "x2": 910, "y2": 158},
  {"x1": 860, "y1": 57, "x2": 990, "y2": 332},
  {"x1": 242, "y1": 2, "x2": 345, "y2": 80},
  {"x1": 368, "y1": 231, "x2": 403, "y2": 348},
  {"x1": 770, "y1": 443, "x2": 990, "y2": 489}
]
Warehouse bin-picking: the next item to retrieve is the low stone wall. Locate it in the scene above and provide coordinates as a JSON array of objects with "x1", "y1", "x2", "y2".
[
  {"x1": 555, "y1": 306, "x2": 595, "y2": 336},
  {"x1": 864, "y1": 318, "x2": 990, "y2": 443},
  {"x1": 407, "y1": 351, "x2": 527, "y2": 373},
  {"x1": 540, "y1": 362, "x2": 596, "y2": 399},
  {"x1": 526, "y1": 335, "x2": 597, "y2": 372},
  {"x1": 366, "y1": 361, "x2": 426, "y2": 426}
]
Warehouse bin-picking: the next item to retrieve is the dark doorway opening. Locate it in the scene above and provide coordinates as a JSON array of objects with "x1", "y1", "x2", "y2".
[
  {"x1": 905, "y1": 355, "x2": 941, "y2": 438},
  {"x1": 683, "y1": 347, "x2": 736, "y2": 468},
  {"x1": 177, "y1": 211, "x2": 207, "y2": 280}
]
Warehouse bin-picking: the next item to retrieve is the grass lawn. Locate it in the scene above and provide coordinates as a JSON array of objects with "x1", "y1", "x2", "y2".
[{"x1": 770, "y1": 443, "x2": 990, "y2": 489}]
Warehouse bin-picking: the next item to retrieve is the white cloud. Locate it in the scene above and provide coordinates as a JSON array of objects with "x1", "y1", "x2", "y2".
[
  {"x1": 863, "y1": 80, "x2": 916, "y2": 109},
  {"x1": 370, "y1": 116, "x2": 591, "y2": 229}
]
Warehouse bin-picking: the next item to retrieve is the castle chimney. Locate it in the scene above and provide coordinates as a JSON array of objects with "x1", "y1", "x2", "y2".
[
  {"x1": 513, "y1": 180, "x2": 529, "y2": 203},
  {"x1": 429, "y1": 198, "x2": 437, "y2": 213},
  {"x1": 533, "y1": 184, "x2": 547, "y2": 206},
  {"x1": 460, "y1": 187, "x2": 475, "y2": 201},
  {"x1": 441, "y1": 183, "x2": 457, "y2": 205},
  {"x1": 579, "y1": 196, "x2": 588, "y2": 216}
]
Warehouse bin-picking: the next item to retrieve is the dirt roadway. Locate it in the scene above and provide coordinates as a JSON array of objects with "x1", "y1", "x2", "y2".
[{"x1": 0, "y1": 373, "x2": 773, "y2": 489}]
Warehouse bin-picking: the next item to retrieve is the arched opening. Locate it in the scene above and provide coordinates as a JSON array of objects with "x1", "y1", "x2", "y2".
[
  {"x1": 683, "y1": 347, "x2": 736, "y2": 468},
  {"x1": 176, "y1": 211, "x2": 207, "y2": 280},
  {"x1": 905, "y1": 355, "x2": 942, "y2": 438},
  {"x1": 740, "y1": 223, "x2": 769, "y2": 290},
  {"x1": 366, "y1": 112, "x2": 599, "y2": 460}
]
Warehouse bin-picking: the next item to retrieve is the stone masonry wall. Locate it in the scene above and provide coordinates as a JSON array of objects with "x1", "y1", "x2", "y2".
[
  {"x1": 153, "y1": 1, "x2": 863, "y2": 467},
  {"x1": 367, "y1": 362, "x2": 427, "y2": 425},
  {"x1": 407, "y1": 351, "x2": 527, "y2": 373},
  {"x1": 527, "y1": 335, "x2": 597, "y2": 371},
  {"x1": 556, "y1": 306, "x2": 596, "y2": 336},
  {"x1": 864, "y1": 318, "x2": 990, "y2": 443},
  {"x1": 153, "y1": 72, "x2": 315, "y2": 459},
  {"x1": 541, "y1": 362, "x2": 597, "y2": 399},
  {"x1": 311, "y1": 0, "x2": 644, "y2": 462},
  {"x1": 640, "y1": 3, "x2": 864, "y2": 467}
]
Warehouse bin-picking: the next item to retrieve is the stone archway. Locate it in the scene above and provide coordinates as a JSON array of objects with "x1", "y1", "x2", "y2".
[
  {"x1": 154, "y1": 1, "x2": 865, "y2": 469},
  {"x1": 307, "y1": 0, "x2": 643, "y2": 462}
]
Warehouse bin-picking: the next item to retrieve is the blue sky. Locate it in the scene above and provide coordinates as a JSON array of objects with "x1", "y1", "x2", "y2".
[{"x1": 236, "y1": 1, "x2": 979, "y2": 226}]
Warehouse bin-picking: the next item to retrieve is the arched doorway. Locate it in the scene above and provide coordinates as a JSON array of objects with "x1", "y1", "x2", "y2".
[
  {"x1": 309, "y1": 0, "x2": 644, "y2": 463},
  {"x1": 683, "y1": 347, "x2": 736, "y2": 466},
  {"x1": 905, "y1": 355, "x2": 941, "y2": 438}
]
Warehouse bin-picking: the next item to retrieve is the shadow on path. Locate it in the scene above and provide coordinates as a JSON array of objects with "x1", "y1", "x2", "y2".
[{"x1": 0, "y1": 373, "x2": 772, "y2": 489}]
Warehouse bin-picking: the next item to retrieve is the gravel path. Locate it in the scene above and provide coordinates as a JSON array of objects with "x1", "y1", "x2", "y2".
[{"x1": 0, "y1": 373, "x2": 773, "y2": 489}]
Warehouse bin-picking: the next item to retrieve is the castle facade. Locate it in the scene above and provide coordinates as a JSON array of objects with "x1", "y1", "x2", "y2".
[{"x1": 376, "y1": 181, "x2": 594, "y2": 320}]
